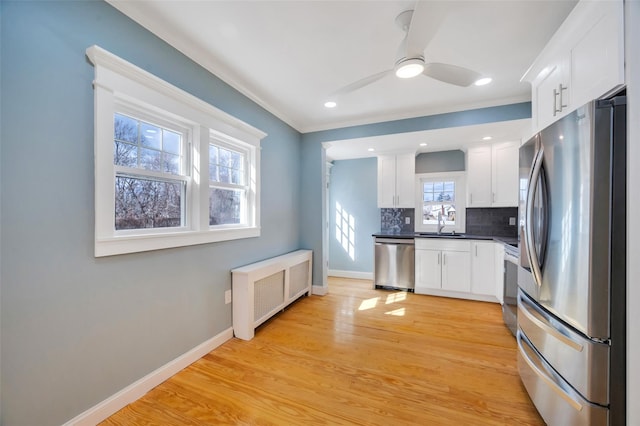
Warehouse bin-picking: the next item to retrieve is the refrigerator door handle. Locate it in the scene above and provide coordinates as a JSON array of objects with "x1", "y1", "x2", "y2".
[
  {"x1": 525, "y1": 145, "x2": 547, "y2": 288},
  {"x1": 517, "y1": 331, "x2": 584, "y2": 412},
  {"x1": 518, "y1": 293, "x2": 584, "y2": 352}
]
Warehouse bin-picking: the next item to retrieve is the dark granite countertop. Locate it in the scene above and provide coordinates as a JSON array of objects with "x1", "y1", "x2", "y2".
[{"x1": 373, "y1": 232, "x2": 518, "y2": 246}]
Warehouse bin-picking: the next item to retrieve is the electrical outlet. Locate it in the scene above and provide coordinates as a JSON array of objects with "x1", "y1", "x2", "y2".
[
  {"x1": 509, "y1": 217, "x2": 516, "y2": 226},
  {"x1": 225, "y1": 289, "x2": 232, "y2": 304},
  {"x1": 405, "y1": 216, "x2": 411, "y2": 225}
]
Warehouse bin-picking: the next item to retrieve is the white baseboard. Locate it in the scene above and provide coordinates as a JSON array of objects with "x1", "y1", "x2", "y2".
[
  {"x1": 64, "y1": 327, "x2": 234, "y2": 426},
  {"x1": 328, "y1": 269, "x2": 374, "y2": 280},
  {"x1": 312, "y1": 284, "x2": 328, "y2": 296}
]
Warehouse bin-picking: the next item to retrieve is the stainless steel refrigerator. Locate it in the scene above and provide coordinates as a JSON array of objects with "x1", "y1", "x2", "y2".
[{"x1": 517, "y1": 96, "x2": 626, "y2": 425}]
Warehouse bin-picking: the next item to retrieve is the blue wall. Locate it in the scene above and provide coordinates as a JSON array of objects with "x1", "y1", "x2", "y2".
[
  {"x1": 328, "y1": 158, "x2": 378, "y2": 273},
  {"x1": 0, "y1": 2, "x2": 301, "y2": 424}
]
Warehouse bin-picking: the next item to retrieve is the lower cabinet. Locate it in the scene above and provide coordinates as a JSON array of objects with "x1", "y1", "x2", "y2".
[
  {"x1": 470, "y1": 241, "x2": 496, "y2": 297},
  {"x1": 415, "y1": 239, "x2": 470, "y2": 294},
  {"x1": 415, "y1": 238, "x2": 499, "y2": 303}
]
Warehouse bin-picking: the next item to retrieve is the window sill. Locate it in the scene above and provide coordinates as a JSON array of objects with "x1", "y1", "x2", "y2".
[{"x1": 95, "y1": 226, "x2": 260, "y2": 257}]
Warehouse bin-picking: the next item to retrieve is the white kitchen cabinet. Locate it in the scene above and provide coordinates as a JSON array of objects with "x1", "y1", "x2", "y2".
[
  {"x1": 415, "y1": 238, "x2": 502, "y2": 303},
  {"x1": 466, "y1": 146, "x2": 493, "y2": 207},
  {"x1": 523, "y1": 0, "x2": 624, "y2": 132},
  {"x1": 415, "y1": 239, "x2": 470, "y2": 295},
  {"x1": 415, "y1": 249, "x2": 441, "y2": 290},
  {"x1": 377, "y1": 154, "x2": 415, "y2": 208},
  {"x1": 491, "y1": 142, "x2": 519, "y2": 206},
  {"x1": 467, "y1": 142, "x2": 519, "y2": 208},
  {"x1": 470, "y1": 241, "x2": 496, "y2": 298}
]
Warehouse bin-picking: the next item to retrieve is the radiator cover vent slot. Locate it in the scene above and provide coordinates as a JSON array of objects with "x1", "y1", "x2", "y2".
[{"x1": 254, "y1": 271, "x2": 285, "y2": 321}]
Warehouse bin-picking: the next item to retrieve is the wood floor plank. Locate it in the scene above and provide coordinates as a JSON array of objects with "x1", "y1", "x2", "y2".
[{"x1": 101, "y1": 277, "x2": 543, "y2": 425}]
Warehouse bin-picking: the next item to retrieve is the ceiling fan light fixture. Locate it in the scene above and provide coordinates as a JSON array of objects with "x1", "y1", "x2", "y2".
[
  {"x1": 395, "y1": 58, "x2": 424, "y2": 79},
  {"x1": 474, "y1": 77, "x2": 492, "y2": 86}
]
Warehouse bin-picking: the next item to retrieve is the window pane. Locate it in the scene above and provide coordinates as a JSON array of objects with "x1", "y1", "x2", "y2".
[
  {"x1": 163, "y1": 130, "x2": 181, "y2": 155},
  {"x1": 433, "y1": 182, "x2": 444, "y2": 192},
  {"x1": 219, "y1": 166, "x2": 230, "y2": 183},
  {"x1": 443, "y1": 191, "x2": 455, "y2": 201},
  {"x1": 163, "y1": 153, "x2": 180, "y2": 175},
  {"x1": 140, "y1": 148, "x2": 162, "y2": 171},
  {"x1": 114, "y1": 113, "x2": 138, "y2": 143},
  {"x1": 219, "y1": 148, "x2": 231, "y2": 167},
  {"x1": 444, "y1": 181, "x2": 455, "y2": 192},
  {"x1": 114, "y1": 141, "x2": 137, "y2": 167},
  {"x1": 423, "y1": 182, "x2": 434, "y2": 192},
  {"x1": 140, "y1": 122, "x2": 161, "y2": 149},
  {"x1": 423, "y1": 192, "x2": 433, "y2": 202},
  {"x1": 209, "y1": 188, "x2": 242, "y2": 225},
  {"x1": 231, "y1": 168, "x2": 241, "y2": 185},
  {"x1": 115, "y1": 176, "x2": 184, "y2": 230},
  {"x1": 230, "y1": 151, "x2": 243, "y2": 169},
  {"x1": 209, "y1": 145, "x2": 218, "y2": 164},
  {"x1": 209, "y1": 164, "x2": 218, "y2": 182}
]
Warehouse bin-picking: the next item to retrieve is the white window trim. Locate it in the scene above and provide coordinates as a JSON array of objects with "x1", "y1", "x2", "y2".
[
  {"x1": 414, "y1": 172, "x2": 467, "y2": 233},
  {"x1": 87, "y1": 45, "x2": 265, "y2": 257}
]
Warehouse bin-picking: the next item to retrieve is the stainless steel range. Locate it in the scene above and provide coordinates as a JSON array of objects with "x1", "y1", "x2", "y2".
[{"x1": 501, "y1": 242, "x2": 518, "y2": 336}]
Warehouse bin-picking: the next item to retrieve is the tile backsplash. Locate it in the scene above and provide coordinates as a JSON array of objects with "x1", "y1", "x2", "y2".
[
  {"x1": 380, "y1": 208, "x2": 415, "y2": 233},
  {"x1": 465, "y1": 207, "x2": 518, "y2": 238}
]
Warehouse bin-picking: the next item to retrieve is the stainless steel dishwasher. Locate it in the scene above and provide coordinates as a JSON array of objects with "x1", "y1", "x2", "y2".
[{"x1": 374, "y1": 237, "x2": 415, "y2": 291}]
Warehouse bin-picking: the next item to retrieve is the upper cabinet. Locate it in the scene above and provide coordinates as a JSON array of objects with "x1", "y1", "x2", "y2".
[
  {"x1": 377, "y1": 154, "x2": 415, "y2": 208},
  {"x1": 523, "y1": 0, "x2": 624, "y2": 133},
  {"x1": 467, "y1": 142, "x2": 519, "y2": 208}
]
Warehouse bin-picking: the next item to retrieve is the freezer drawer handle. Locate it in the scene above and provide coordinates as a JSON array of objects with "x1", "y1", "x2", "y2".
[
  {"x1": 518, "y1": 331, "x2": 584, "y2": 412},
  {"x1": 518, "y1": 295, "x2": 584, "y2": 352}
]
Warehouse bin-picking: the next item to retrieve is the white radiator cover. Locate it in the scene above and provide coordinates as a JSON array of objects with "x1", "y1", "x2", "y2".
[{"x1": 231, "y1": 250, "x2": 312, "y2": 340}]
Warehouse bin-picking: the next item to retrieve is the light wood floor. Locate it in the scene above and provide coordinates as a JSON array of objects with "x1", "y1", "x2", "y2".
[{"x1": 101, "y1": 278, "x2": 543, "y2": 425}]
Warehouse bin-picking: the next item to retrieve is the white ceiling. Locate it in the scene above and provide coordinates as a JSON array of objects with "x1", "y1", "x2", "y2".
[{"x1": 108, "y1": 0, "x2": 577, "y2": 156}]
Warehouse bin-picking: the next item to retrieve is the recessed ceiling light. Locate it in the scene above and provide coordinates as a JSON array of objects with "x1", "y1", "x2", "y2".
[
  {"x1": 482, "y1": 136, "x2": 492, "y2": 141},
  {"x1": 474, "y1": 77, "x2": 492, "y2": 86},
  {"x1": 324, "y1": 101, "x2": 337, "y2": 108},
  {"x1": 419, "y1": 143, "x2": 427, "y2": 146},
  {"x1": 367, "y1": 148, "x2": 375, "y2": 152}
]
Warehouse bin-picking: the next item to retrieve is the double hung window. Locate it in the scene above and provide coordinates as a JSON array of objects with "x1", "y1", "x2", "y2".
[
  {"x1": 415, "y1": 172, "x2": 466, "y2": 233},
  {"x1": 88, "y1": 45, "x2": 264, "y2": 256}
]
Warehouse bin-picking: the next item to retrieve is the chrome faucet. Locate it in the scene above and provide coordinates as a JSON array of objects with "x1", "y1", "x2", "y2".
[{"x1": 437, "y1": 211, "x2": 445, "y2": 234}]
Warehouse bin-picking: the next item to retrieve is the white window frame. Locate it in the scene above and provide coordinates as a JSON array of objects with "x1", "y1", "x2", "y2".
[
  {"x1": 208, "y1": 132, "x2": 257, "y2": 229},
  {"x1": 414, "y1": 172, "x2": 467, "y2": 233},
  {"x1": 87, "y1": 45, "x2": 265, "y2": 257}
]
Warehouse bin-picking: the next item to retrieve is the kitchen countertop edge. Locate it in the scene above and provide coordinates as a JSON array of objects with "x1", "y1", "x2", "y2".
[{"x1": 373, "y1": 233, "x2": 518, "y2": 246}]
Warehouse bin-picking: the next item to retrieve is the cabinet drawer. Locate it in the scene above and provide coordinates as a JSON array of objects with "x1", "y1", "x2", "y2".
[{"x1": 415, "y1": 239, "x2": 470, "y2": 251}]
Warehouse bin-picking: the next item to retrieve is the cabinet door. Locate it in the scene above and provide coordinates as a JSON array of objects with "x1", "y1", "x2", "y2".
[
  {"x1": 415, "y1": 249, "x2": 441, "y2": 293},
  {"x1": 570, "y1": 0, "x2": 624, "y2": 109},
  {"x1": 470, "y1": 242, "x2": 496, "y2": 297},
  {"x1": 467, "y1": 146, "x2": 492, "y2": 207},
  {"x1": 492, "y1": 142, "x2": 519, "y2": 207},
  {"x1": 441, "y1": 250, "x2": 470, "y2": 293},
  {"x1": 395, "y1": 154, "x2": 415, "y2": 208},
  {"x1": 377, "y1": 156, "x2": 396, "y2": 208},
  {"x1": 534, "y1": 55, "x2": 570, "y2": 132}
]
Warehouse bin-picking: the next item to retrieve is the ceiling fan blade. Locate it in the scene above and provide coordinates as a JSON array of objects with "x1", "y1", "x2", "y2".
[
  {"x1": 423, "y1": 63, "x2": 482, "y2": 87},
  {"x1": 405, "y1": 1, "x2": 449, "y2": 58},
  {"x1": 330, "y1": 69, "x2": 393, "y2": 98}
]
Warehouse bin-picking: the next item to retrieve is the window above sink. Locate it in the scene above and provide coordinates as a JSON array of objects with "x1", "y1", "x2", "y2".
[{"x1": 414, "y1": 172, "x2": 466, "y2": 234}]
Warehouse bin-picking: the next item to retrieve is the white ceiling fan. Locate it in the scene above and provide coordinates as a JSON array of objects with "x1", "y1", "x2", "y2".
[{"x1": 325, "y1": 1, "x2": 491, "y2": 107}]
